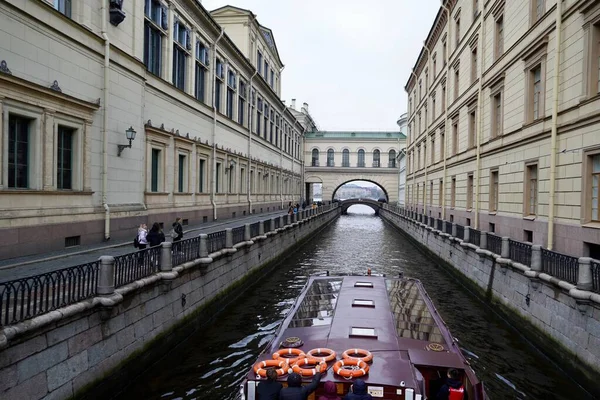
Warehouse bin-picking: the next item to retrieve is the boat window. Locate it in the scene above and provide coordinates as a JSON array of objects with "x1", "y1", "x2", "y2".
[
  {"x1": 352, "y1": 299, "x2": 375, "y2": 307},
  {"x1": 350, "y1": 327, "x2": 377, "y2": 338},
  {"x1": 290, "y1": 278, "x2": 342, "y2": 327},
  {"x1": 354, "y1": 281, "x2": 374, "y2": 288}
]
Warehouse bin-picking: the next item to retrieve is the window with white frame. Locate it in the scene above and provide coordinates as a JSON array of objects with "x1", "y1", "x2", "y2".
[
  {"x1": 144, "y1": 0, "x2": 166, "y2": 76},
  {"x1": 198, "y1": 157, "x2": 206, "y2": 193},
  {"x1": 358, "y1": 149, "x2": 365, "y2": 167},
  {"x1": 53, "y1": 0, "x2": 71, "y2": 18},
  {"x1": 226, "y1": 69, "x2": 236, "y2": 119},
  {"x1": 531, "y1": 0, "x2": 545, "y2": 25},
  {"x1": 177, "y1": 153, "x2": 188, "y2": 192},
  {"x1": 150, "y1": 148, "x2": 163, "y2": 192},
  {"x1": 495, "y1": 14, "x2": 504, "y2": 60},
  {"x1": 590, "y1": 153, "x2": 600, "y2": 221},
  {"x1": 342, "y1": 149, "x2": 350, "y2": 167},
  {"x1": 525, "y1": 163, "x2": 538, "y2": 216},
  {"x1": 490, "y1": 169, "x2": 499, "y2": 212},
  {"x1": 215, "y1": 58, "x2": 224, "y2": 113},
  {"x1": 389, "y1": 150, "x2": 396, "y2": 168},
  {"x1": 7, "y1": 115, "x2": 31, "y2": 189},
  {"x1": 173, "y1": 19, "x2": 190, "y2": 91},
  {"x1": 327, "y1": 149, "x2": 334, "y2": 167},
  {"x1": 373, "y1": 149, "x2": 380, "y2": 168},
  {"x1": 238, "y1": 80, "x2": 246, "y2": 126},
  {"x1": 56, "y1": 126, "x2": 75, "y2": 190},
  {"x1": 195, "y1": 40, "x2": 209, "y2": 103}
]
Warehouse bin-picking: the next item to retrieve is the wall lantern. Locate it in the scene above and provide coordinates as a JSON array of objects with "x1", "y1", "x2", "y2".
[
  {"x1": 109, "y1": 0, "x2": 126, "y2": 26},
  {"x1": 117, "y1": 126, "x2": 136, "y2": 156},
  {"x1": 225, "y1": 159, "x2": 236, "y2": 173}
]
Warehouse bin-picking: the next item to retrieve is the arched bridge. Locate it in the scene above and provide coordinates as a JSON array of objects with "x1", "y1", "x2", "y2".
[{"x1": 339, "y1": 199, "x2": 385, "y2": 215}]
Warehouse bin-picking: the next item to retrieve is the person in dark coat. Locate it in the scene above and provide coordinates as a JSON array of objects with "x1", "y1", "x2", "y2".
[
  {"x1": 257, "y1": 368, "x2": 282, "y2": 400},
  {"x1": 172, "y1": 217, "x2": 184, "y2": 242},
  {"x1": 279, "y1": 371, "x2": 321, "y2": 400},
  {"x1": 437, "y1": 368, "x2": 468, "y2": 400},
  {"x1": 318, "y1": 381, "x2": 340, "y2": 400},
  {"x1": 146, "y1": 222, "x2": 166, "y2": 247},
  {"x1": 342, "y1": 379, "x2": 372, "y2": 400}
]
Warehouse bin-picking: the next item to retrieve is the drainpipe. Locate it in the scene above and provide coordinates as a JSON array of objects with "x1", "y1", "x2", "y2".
[
  {"x1": 548, "y1": 0, "x2": 563, "y2": 250},
  {"x1": 247, "y1": 70, "x2": 258, "y2": 214},
  {"x1": 474, "y1": 1, "x2": 484, "y2": 230},
  {"x1": 409, "y1": 69, "x2": 418, "y2": 212},
  {"x1": 210, "y1": 28, "x2": 225, "y2": 221},
  {"x1": 440, "y1": 0, "x2": 451, "y2": 221},
  {"x1": 101, "y1": 2, "x2": 110, "y2": 240},
  {"x1": 279, "y1": 66, "x2": 286, "y2": 209},
  {"x1": 423, "y1": 42, "x2": 431, "y2": 219}
]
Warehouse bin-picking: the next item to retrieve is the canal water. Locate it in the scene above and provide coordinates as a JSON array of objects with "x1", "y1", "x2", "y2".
[{"x1": 113, "y1": 206, "x2": 594, "y2": 400}]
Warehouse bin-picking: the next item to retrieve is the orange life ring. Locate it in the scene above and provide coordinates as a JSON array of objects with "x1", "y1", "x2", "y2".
[
  {"x1": 291, "y1": 358, "x2": 327, "y2": 376},
  {"x1": 253, "y1": 359, "x2": 288, "y2": 377},
  {"x1": 273, "y1": 348, "x2": 306, "y2": 364},
  {"x1": 333, "y1": 358, "x2": 369, "y2": 378},
  {"x1": 342, "y1": 348, "x2": 373, "y2": 363},
  {"x1": 306, "y1": 348, "x2": 337, "y2": 363}
]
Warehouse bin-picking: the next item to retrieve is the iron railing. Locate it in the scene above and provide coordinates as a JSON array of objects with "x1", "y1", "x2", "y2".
[
  {"x1": 487, "y1": 234, "x2": 502, "y2": 255},
  {"x1": 509, "y1": 239, "x2": 532, "y2": 267},
  {"x1": 456, "y1": 225, "x2": 464, "y2": 240},
  {"x1": 172, "y1": 236, "x2": 201, "y2": 266},
  {"x1": 232, "y1": 226, "x2": 246, "y2": 245},
  {"x1": 437, "y1": 219, "x2": 443, "y2": 231},
  {"x1": 541, "y1": 249, "x2": 578, "y2": 285},
  {"x1": 115, "y1": 246, "x2": 161, "y2": 287},
  {"x1": 429, "y1": 217, "x2": 435, "y2": 228},
  {"x1": 264, "y1": 219, "x2": 272, "y2": 232},
  {"x1": 0, "y1": 261, "x2": 99, "y2": 326},
  {"x1": 274, "y1": 218, "x2": 281, "y2": 229},
  {"x1": 250, "y1": 222, "x2": 260, "y2": 238},
  {"x1": 444, "y1": 221, "x2": 452, "y2": 235},
  {"x1": 207, "y1": 230, "x2": 227, "y2": 253},
  {"x1": 469, "y1": 228, "x2": 481, "y2": 247},
  {"x1": 592, "y1": 260, "x2": 600, "y2": 293}
]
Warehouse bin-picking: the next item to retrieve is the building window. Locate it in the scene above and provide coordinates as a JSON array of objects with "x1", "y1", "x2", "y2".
[
  {"x1": 195, "y1": 41, "x2": 209, "y2": 103},
  {"x1": 473, "y1": 0, "x2": 479, "y2": 18},
  {"x1": 430, "y1": 181, "x2": 434, "y2": 206},
  {"x1": 270, "y1": 70, "x2": 274, "y2": 88},
  {"x1": 467, "y1": 173, "x2": 474, "y2": 210},
  {"x1": 432, "y1": 95, "x2": 436, "y2": 121},
  {"x1": 455, "y1": 16, "x2": 461, "y2": 48},
  {"x1": 440, "y1": 130, "x2": 445, "y2": 159},
  {"x1": 592, "y1": 154, "x2": 600, "y2": 221},
  {"x1": 240, "y1": 167, "x2": 246, "y2": 193},
  {"x1": 228, "y1": 164, "x2": 235, "y2": 193},
  {"x1": 226, "y1": 70, "x2": 236, "y2": 119},
  {"x1": 454, "y1": 67, "x2": 460, "y2": 100},
  {"x1": 419, "y1": 81, "x2": 422, "y2": 100},
  {"x1": 358, "y1": 149, "x2": 365, "y2": 167},
  {"x1": 491, "y1": 89, "x2": 503, "y2": 138},
  {"x1": 238, "y1": 80, "x2": 246, "y2": 126},
  {"x1": 198, "y1": 158, "x2": 206, "y2": 192},
  {"x1": 373, "y1": 149, "x2": 380, "y2": 167},
  {"x1": 54, "y1": 0, "x2": 71, "y2": 18},
  {"x1": 327, "y1": 149, "x2": 334, "y2": 167},
  {"x1": 586, "y1": 21, "x2": 600, "y2": 96},
  {"x1": 151, "y1": 148, "x2": 161, "y2": 192},
  {"x1": 531, "y1": 0, "x2": 545, "y2": 25},
  {"x1": 525, "y1": 163, "x2": 538, "y2": 216},
  {"x1": 257, "y1": 50, "x2": 263, "y2": 74},
  {"x1": 256, "y1": 98, "x2": 262, "y2": 135},
  {"x1": 264, "y1": 61, "x2": 269, "y2": 81},
  {"x1": 389, "y1": 150, "x2": 396, "y2": 168},
  {"x1": 433, "y1": 56, "x2": 437, "y2": 76},
  {"x1": 495, "y1": 15, "x2": 504, "y2": 60},
  {"x1": 57, "y1": 126, "x2": 74, "y2": 190},
  {"x1": 439, "y1": 179, "x2": 443, "y2": 206},
  {"x1": 8, "y1": 115, "x2": 30, "y2": 189},
  {"x1": 532, "y1": 65, "x2": 542, "y2": 120},
  {"x1": 144, "y1": 0, "x2": 166, "y2": 76},
  {"x1": 178, "y1": 154, "x2": 187, "y2": 192},
  {"x1": 312, "y1": 149, "x2": 319, "y2": 167},
  {"x1": 468, "y1": 109, "x2": 476, "y2": 149},
  {"x1": 342, "y1": 149, "x2": 350, "y2": 167},
  {"x1": 431, "y1": 136, "x2": 435, "y2": 164},
  {"x1": 443, "y1": 40, "x2": 447, "y2": 65},
  {"x1": 471, "y1": 46, "x2": 477, "y2": 83},
  {"x1": 490, "y1": 169, "x2": 499, "y2": 212},
  {"x1": 172, "y1": 20, "x2": 189, "y2": 91},
  {"x1": 269, "y1": 110, "x2": 274, "y2": 143},
  {"x1": 452, "y1": 120, "x2": 458, "y2": 155},
  {"x1": 441, "y1": 84, "x2": 446, "y2": 110},
  {"x1": 526, "y1": 62, "x2": 546, "y2": 123},
  {"x1": 417, "y1": 146, "x2": 421, "y2": 170},
  {"x1": 216, "y1": 162, "x2": 221, "y2": 193},
  {"x1": 451, "y1": 177, "x2": 456, "y2": 208},
  {"x1": 215, "y1": 59, "x2": 224, "y2": 113}
]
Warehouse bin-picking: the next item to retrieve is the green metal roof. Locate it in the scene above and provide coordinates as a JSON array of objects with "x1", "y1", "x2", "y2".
[{"x1": 304, "y1": 131, "x2": 406, "y2": 139}]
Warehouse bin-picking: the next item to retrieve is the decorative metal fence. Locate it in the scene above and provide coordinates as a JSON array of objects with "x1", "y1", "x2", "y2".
[
  {"x1": 274, "y1": 218, "x2": 281, "y2": 229},
  {"x1": 469, "y1": 228, "x2": 481, "y2": 247},
  {"x1": 207, "y1": 230, "x2": 227, "y2": 253},
  {"x1": 115, "y1": 246, "x2": 161, "y2": 287},
  {"x1": 541, "y1": 249, "x2": 578, "y2": 285},
  {"x1": 172, "y1": 236, "x2": 201, "y2": 266},
  {"x1": 250, "y1": 222, "x2": 260, "y2": 238},
  {"x1": 264, "y1": 219, "x2": 272, "y2": 233},
  {"x1": 456, "y1": 225, "x2": 464, "y2": 240},
  {"x1": 429, "y1": 217, "x2": 435, "y2": 228},
  {"x1": 232, "y1": 226, "x2": 246, "y2": 245},
  {"x1": 592, "y1": 260, "x2": 600, "y2": 294},
  {"x1": 0, "y1": 261, "x2": 100, "y2": 326},
  {"x1": 444, "y1": 221, "x2": 452, "y2": 235},
  {"x1": 509, "y1": 239, "x2": 532, "y2": 267},
  {"x1": 487, "y1": 234, "x2": 502, "y2": 255},
  {"x1": 437, "y1": 219, "x2": 443, "y2": 231}
]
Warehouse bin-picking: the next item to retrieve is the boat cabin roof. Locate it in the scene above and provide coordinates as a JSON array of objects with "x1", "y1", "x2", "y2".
[{"x1": 254, "y1": 275, "x2": 467, "y2": 389}]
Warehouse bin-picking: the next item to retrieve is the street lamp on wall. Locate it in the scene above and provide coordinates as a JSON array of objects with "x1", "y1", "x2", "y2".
[{"x1": 117, "y1": 126, "x2": 136, "y2": 156}]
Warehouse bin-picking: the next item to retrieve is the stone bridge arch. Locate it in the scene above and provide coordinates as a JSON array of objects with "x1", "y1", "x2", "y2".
[{"x1": 338, "y1": 198, "x2": 383, "y2": 215}]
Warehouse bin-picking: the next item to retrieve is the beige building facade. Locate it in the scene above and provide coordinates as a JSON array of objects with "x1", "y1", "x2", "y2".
[
  {"x1": 405, "y1": 0, "x2": 600, "y2": 257},
  {"x1": 0, "y1": 0, "x2": 304, "y2": 259},
  {"x1": 304, "y1": 131, "x2": 406, "y2": 203}
]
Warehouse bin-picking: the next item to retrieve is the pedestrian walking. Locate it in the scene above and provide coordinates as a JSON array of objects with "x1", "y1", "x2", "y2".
[{"x1": 171, "y1": 217, "x2": 184, "y2": 242}]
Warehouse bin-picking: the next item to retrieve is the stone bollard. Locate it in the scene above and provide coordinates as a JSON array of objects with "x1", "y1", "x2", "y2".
[
  {"x1": 464, "y1": 226, "x2": 470, "y2": 243},
  {"x1": 531, "y1": 245, "x2": 542, "y2": 271},
  {"x1": 286, "y1": 214, "x2": 291, "y2": 225},
  {"x1": 225, "y1": 228, "x2": 233, "y2": 248},
  {"x1": 259, "y1": 221, "x2": 265, "y2": 236},
  {"x1": 199, "y1": 234, "x2": 208, "y2": 258},
  {"x1": 480, "y1": 231, "x2": 487, "y2": 250},
  {"x1": 98, "y1": 256, "x2": 115, "y2": 295},
  {"x1": 451, "y1": 223, "x2": 457, "y2": 238},
  {"x1": 270, "y1": 217, "x2": 277, "y2": 232},
  {"x1": 501, "y1": 237, "x2": 510, "y2": 258},
  {"x1": 577, "y1": 257, "x2": 593, "y2": 291},
  {"x1": 244, "y1": 223, "x2": 251, "y2": 241},
  {"x1": 160, "y1": 242, "x2": 172, "y2": 271}
]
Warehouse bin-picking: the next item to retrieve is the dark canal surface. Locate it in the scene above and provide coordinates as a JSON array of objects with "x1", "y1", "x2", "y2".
[{"x1": 113, "y1": 206, "x2": 595, "y2": 400}]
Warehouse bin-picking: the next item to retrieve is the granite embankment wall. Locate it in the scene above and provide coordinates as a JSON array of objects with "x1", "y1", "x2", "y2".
[
  {"x1": 379, "y1": 207, "x2": 600, "y2": 392},
  {"x1": 0, "y1": 207, "x2": 340, "y2": 400}
]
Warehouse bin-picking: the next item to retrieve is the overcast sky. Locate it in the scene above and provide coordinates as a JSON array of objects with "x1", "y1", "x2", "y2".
[{"x1": 203, "y1": 0, "x2": 440, "y2": 132}]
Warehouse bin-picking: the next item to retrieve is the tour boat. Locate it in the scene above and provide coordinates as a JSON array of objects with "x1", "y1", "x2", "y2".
[{"x1": 240, "y1": 273, "x2": 487, "y2": 400}]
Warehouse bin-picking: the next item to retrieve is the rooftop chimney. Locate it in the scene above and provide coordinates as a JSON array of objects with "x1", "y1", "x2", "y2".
[
  {"x1": 301, "y1": 102, "x2": 309, "y2": 114},
  {"x1": 291, "y1": 99, "x2": 296, "y2": 110}
]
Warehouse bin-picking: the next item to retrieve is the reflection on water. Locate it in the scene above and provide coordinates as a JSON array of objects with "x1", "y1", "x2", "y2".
[{"x1": 113, "y1": 205, "x2": 595, "y2": 400}]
